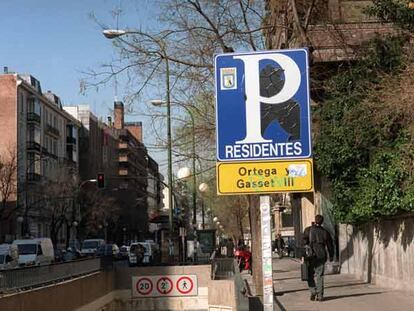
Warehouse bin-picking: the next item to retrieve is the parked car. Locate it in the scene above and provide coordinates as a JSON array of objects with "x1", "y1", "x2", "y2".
[
  {"x1": 129, "y1": 241, "x2": 160, "y2": 265},
  {"x1": 96, "y1": 244, "x2": 121, "y2": 260},
  {"x1": 80, "y1": 239, "x2": 105, "y2": 256},
  {"x1": 0, "y1": 244, "x2": 18, "y2": 270},
  {"x1": 128, "y1": 243, "x2": 145, "y2": 266},
  {"x1": 119, "y1": 245, "x2": 130, "y2": 259},
  {"x1": 63, "y1": 247, "x2": 81, "y2": 261},
  {"x1": 12, "y1": 238, "x2": 54, "y2": 266},
  {"x1": 54, "y1": 249, "x2": 65, "y2": 263}
]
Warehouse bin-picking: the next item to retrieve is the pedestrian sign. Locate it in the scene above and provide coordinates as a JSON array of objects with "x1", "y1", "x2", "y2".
[
  {"x1": 132, "y1": 275, "x2": 197, "y2": 297},
  {"x1": 176, "y1": 276, "x2": 194, "y2": 294},
  {"x1": 215, "y1": 49, "x2": 311, "y2": 162}
]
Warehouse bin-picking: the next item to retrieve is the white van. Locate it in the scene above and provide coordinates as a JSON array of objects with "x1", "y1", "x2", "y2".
[
  {"x1": 12, "y1": 238, "x2": 54, "y2": 266},
  {"x1": 0, "y1": 244, "x2": 18, "y2": 270},
  {"x1": 80, "y1": 239, "x2": 105, "y2": 256}
]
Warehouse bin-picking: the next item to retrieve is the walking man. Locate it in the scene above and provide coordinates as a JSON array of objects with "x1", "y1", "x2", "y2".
[{"x1": 303, "y1": 215, "x2": 334, "y2": 302}]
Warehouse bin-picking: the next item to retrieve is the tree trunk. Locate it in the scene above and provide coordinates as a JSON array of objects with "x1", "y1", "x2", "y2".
[{"x1": 249, "y1": 195, "x2": 263, "y2": 297}]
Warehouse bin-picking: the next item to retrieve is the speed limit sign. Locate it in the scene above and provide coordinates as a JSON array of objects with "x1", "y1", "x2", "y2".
[{"x1": 135, "y1": 277, "x2": 153, "y2": 296}]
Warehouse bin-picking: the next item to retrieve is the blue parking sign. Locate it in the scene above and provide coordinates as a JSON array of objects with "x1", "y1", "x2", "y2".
[{"x1": 215, "y1": 49, "x2": 311, "y2": 161}]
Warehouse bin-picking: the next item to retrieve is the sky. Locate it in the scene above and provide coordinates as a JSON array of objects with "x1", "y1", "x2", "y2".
[{"x1": 0, "y1": 0, "x2": 167, "y2": 167}]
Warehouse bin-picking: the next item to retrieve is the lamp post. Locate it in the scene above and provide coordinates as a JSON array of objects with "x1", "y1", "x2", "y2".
[
  {"x1": 103, "y1": 29, "x2": 174, "y2": 238},
  {"x1": 122, "y1": 227, "x2": 127, "y2": 245},
  {"x1": 151, "y1": 99, "x2": 197, "y2": 233},
  {"x1": 198, "y1": 182, "x2": 208, "y2": 229},
  {"x1": 73, "y1": 178, "x2": 97, "y2": 244},
  {"x1": 17, "y1": 216, "x2": 24, "y2": 239}
]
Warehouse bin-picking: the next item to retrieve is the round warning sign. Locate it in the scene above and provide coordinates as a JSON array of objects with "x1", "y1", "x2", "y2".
[
  {"x1": 136, "y1": 277, "x2": 153, "y2": 295},
  {"x1": 176, "y1": 276, "x2": 194, "y2": 294},
  {"x1": 157, "y1": 277, "x2": 173, "y2": 294}
]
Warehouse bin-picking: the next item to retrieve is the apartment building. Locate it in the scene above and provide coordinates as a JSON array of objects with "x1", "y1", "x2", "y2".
[
  {"x1": 0, "y1": 71, "x2": 81, "y2": 243},
  {"x1": 65, "y1": 102, "x2": 163, "y2": 243}
]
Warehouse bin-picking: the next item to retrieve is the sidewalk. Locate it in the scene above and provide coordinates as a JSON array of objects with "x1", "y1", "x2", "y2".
[{"x1": 272, "y1": 258, "x2": 414, "y2": 311}]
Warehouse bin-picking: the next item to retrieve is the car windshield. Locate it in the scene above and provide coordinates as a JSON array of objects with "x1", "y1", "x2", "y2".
[
  {"x1": 0, "y1": 255, "x2": 5, "y2": 263},
  {"x1": 82, "y1": 241, "x2": 99, "y2": 249},
  {"x1": 17, "y1": 244, "x2": 37, "y2": 255}
]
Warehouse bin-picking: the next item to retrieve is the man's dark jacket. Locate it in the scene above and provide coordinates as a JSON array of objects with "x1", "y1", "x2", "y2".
[{"x1": 303, "y1": 225, "x2": 334, "y2": 262}]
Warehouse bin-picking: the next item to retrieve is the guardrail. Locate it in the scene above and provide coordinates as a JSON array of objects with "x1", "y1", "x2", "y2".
[{"x1": 0, "y1": 257, "x2": 102, "y2": 293}]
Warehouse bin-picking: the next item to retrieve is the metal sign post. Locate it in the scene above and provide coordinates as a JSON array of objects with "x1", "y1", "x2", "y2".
[
  {"x1": 260, "y1": 195, "x2": 273, "y2": 311},
  {"x1": 214, "y1": 49, "x2": 314, "y2": 311}
]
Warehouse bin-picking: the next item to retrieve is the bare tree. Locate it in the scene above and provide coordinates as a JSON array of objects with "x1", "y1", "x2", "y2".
[
  {"x1": 212, "y1": 195, "x2": 249, "y2": 242},
  {"x1": 84, "y1": 0, "x2": 272, "y2": 296},
  {"x1": 0, "y1": 147, "x2": 18, "y2": 222},
  {"x1": 80, "y1": 188, "x2": 120, "y2": 240},
  {"x1": 31, "y1": 165, "x2": 79, "y2": 245}
]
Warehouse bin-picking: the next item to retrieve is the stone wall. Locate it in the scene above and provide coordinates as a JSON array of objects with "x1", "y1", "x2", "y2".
[{"x1": 339, "y1": 215, "x2": 414, "y2": 291}]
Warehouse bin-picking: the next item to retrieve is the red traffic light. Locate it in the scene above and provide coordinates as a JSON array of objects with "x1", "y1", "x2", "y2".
[{"x1": 97, "y1": 173, "x2": 105, "y2": 188}]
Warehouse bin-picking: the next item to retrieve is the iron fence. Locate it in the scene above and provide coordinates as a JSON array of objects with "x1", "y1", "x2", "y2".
[
  {"x1": 211, "y1": 257, "x2": 235, "y2": 280},
  {"x1": 0, "y1": 257, "x2": 102, "y2": 293}
]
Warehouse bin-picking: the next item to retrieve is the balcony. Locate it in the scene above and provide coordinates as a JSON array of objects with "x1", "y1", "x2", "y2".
[
  {"x1": 26, "y1": 141, "x2": 41, "y2": 152},
  {"x1": 119, "y1": 154, "x2": 128, "y2": 162},
  {"x1": 45, "y1": 124, "x2": 60, "y2": 137},
  {"x1": 119, "y1": 168, "x2": 128, "y2": 176},
  {"x1": 118, "y1": 142, "x2": 128, "y2": 149},
  {"x1": 27, "y1": 112, "x2": 41, "y2": 124},
  {"x1": 66, "y1": 136, "x2": 76, "y2": 144}
]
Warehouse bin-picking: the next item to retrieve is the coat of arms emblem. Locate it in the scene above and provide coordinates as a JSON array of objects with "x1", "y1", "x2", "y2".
[{"x1": 220, "y1": 67, "x2": 237, "y2": 90}]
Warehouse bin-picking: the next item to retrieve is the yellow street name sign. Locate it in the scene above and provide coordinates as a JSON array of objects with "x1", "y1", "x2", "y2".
[{"x1": 216, "y1": 159, "x2": 314, "y2": 195}]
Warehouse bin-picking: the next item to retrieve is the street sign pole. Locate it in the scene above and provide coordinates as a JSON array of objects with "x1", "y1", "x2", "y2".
[{"x1": 260, "y1": 195, "x2": 273, "y2": 311}]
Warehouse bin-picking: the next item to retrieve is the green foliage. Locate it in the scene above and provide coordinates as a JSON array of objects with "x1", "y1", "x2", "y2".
[
  {"x1": 365, "y1": 0, "x2": 414, "y2": 32},
  {"x1": 314, "y1": 36, "x2": 414, "y2": 224}
]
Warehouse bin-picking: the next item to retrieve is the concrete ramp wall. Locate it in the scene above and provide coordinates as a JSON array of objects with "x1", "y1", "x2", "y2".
[
  {"x1": 339, "y1": 216, "x2": 414, "y2": 291},
  {"x1": 0, "y1": 264, "x2": 247, "y2": 311}
]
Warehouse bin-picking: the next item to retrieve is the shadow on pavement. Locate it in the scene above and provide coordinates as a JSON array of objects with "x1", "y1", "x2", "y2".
[
  {"x1": 323, "y1": 291, "x2": 384, "y2": 301},
  {"x1": 274, "y1": 281, "x2": 369, "y2": 296}
]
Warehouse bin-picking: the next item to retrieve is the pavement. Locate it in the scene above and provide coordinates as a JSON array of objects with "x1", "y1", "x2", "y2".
[
  {"x1": 245, "y1": 257, "x2": 414, "y2": 311},
  {"x1": 272, "y1": 257, "x2": 414, "y2": 311}
]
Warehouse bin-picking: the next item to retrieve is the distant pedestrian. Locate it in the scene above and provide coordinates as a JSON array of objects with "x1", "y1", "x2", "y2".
[
  {"x1": 275, "y1": 233, "x2": 285, "y2": 258},
  {"x1": 302, "y1": 215, "x2": 334, "y2": 302}
]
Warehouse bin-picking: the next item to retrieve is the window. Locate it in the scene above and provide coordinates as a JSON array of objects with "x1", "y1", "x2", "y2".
[
  {"x1": 27, "y1": 125, "x2": 41, "y2": 143},
  {"x1": 28, "y1": 98, "x2": 41, "y2": 116},
  {"x1": 27, "y1": 153, "x2": 41, "y2": 175}
]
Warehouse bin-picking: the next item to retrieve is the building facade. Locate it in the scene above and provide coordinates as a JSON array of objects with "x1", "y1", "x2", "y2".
[
  {"x1": 65, "y1": 102, "x2": 164, "y2": 243},
  {"x1": 0, "y1": 71, "x2": 81, "y2": 244}
]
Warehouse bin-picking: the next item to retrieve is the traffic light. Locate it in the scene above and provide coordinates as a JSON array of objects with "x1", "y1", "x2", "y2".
[{"x1": 97, "y1": 173, "x2": 105, "y2": 189}]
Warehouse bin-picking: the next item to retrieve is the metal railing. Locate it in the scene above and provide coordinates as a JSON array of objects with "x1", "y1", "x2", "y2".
[
  {"x1": 211, "y1": 257, "x2": 235, "y2": 280},
  {"x1": 0, "y1": 257, "x2": 102, "y2": 293}
]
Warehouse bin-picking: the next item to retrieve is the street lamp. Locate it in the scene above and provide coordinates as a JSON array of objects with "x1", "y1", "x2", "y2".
[
  {"x1": 198, "y1": 182, "x2": 208, "y2": 229},
  {"x1": 17, "y1": 216, "x2": 24, "y2": 239},
  {"x1": 151, "y1": 99, "x2": 197, "y2": 233},
  {"x1": 72, "y1": 178, "x2": 97, "y2": 244},
  {"x1": 103, "y1": 29, "x2": 174, "y2": 237},
  {"x1": 122, "y1": 227, "x2": 127, "y2": 245},
  {"x1": 72, "y1": 221, "x2": 78, "y2": 246}
]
